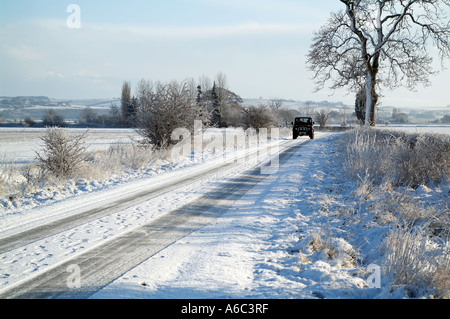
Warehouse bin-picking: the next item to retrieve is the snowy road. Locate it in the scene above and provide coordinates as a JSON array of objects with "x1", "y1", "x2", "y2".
[
  {"x1": 0, "y1": 152, "x2": 268, "y2": 253},
  {"x1": 0, "y1": 135, "x2": 315, "y2": 298}
]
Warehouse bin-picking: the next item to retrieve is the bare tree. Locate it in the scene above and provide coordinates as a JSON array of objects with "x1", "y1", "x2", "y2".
[
  {"x1": 307, "y1": 0, "x2": 450, "y2": 126},
  {"x1": 278, "y1": 107, "x2": 297, "y2": 127},
  {"x1": 198, "y1": 75, "x2": 213, "y2": 93},
  {"x1": 196, "y1": 73, "x2": 243, "y2": 127},
  {"x1": 268, "y1": 98, "x2": 284, "y2": 112},
  {"x1": 78, "y1": 107, "x2": 98, "y2": 124},
  {"x1": 314, "y1": 108, "x2": 331, "y2": 128},
  {"x1": 214, "y1": 72, "x2": 229, "y2": 127},
  {"x1": 243, "y1": 105, "x2": 276, "y2": 132},
  {"x1": 135, "y1": 79, "x2": 208, "y2": 148},
  {"x1": 43, "y1": 109, "x2": 65, "y2": 127},
  {"x1": 268, "y1": 98, "x2": 285, "y2": 126},
  {"x1": 299, "y1": 101, "x2": 315, "y2": 117},
  {"x1": 215, "y1": 72, "x2": 228, "y2": 89}
]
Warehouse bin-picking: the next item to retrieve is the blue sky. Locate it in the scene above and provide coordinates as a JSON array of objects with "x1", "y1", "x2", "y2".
[{"x1": 0, "y1": 0, "x2": 449, "y2": 108}]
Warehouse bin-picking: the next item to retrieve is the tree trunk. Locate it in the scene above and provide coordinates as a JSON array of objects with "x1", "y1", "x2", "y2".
[{"x1": 364, "y1": 72, "x2": 377, "y2": 126}]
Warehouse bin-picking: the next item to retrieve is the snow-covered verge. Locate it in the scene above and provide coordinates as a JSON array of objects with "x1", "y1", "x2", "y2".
[
  {"x1": 339, "y1": 128, "x2": 449, "y2": 298},
  {"x1": 92, "y1": 129, "x2": 449, "y2": 299}
]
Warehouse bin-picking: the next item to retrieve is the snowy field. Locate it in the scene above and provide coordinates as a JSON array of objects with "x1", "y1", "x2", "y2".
[
  {"x1": 0, "y1": 126, "x2": 448, "y2": 299},
  {"x1": 0, "y1": 127, "x2": 139, "y2": 165},
  {"x1": 380, "y1": 124, "x2": 450, "y2": 134}
]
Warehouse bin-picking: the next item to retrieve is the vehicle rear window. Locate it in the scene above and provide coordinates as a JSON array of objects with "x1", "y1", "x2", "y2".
[{"x1": 295, "y1": 118, "x2": 311, "y2": 124}]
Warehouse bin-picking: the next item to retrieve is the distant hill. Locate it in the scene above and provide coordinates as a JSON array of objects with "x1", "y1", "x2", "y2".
[{"x1": 1, "y1": 96, "x2": 52, "y2": 106}]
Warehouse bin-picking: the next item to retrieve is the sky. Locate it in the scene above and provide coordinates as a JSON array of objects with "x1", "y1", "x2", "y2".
[{"x1": 0, "y1": 0, "x2": 449, "y2": 108}]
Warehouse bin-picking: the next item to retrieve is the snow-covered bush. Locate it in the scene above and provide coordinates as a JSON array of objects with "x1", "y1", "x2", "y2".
[
  {"x1": 393, "y1": 132, "x2": 449, "y2": 186},
  {"x1": 135, "y1": 79, "x2": 209, "y2": 149},
  {"x1": 385, "y1": 224, "x2": 450, "y2": 298},
  {"x1": 36, "y1": 127, "x2": 88, "y2": 179},
  {"x1": 342, "y1": 128, "x2": 450, "y2": 186}
]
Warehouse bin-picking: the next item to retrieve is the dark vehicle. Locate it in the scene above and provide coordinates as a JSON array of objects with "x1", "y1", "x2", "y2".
[{"x1": 293, "y1": 117, "x2": 314, "y2": 139}]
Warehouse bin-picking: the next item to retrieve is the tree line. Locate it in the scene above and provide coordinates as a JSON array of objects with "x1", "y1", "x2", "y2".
[{"x1": 118, "y1": 73, "x2": 290, "y2": 148}]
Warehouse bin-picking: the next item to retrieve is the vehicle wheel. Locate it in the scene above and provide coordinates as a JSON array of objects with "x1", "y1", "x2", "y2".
[
  {"x1": 309, "y1": 132, "x2": 314, "y2": 139},
  {"x1": 293, "y1": 132, "x2": 298, "y2": 139}
]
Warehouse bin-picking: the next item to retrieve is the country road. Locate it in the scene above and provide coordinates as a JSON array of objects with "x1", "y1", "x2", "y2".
[{"x1": 0, "y1": 136, "x2": 315, "y2": 299}]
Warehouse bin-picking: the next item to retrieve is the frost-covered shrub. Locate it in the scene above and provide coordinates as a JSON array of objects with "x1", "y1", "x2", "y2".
[
  {"x1": 136, "y1": 80, "x2": 209, "y2": 149},
  {"x1": 341, "y1": 128, "x2": 450, "y2": 186},
  {"x1": 36, "y1": 127, "x2": 88, "y2": 179},
  {"x1": 385, "y1": 225, "x2": 450, "y2": 298},
  {"x1": 392, "y1": 132, "x2": 450, "y2": 186}
]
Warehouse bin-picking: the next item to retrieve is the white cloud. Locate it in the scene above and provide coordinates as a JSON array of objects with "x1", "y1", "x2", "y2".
[
  {"x1": 46, "y1": 71, "x2": 65, "y2": 79},
  {"x1": 4, "y1": 44, "x2": 42, "y2": 62}
]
